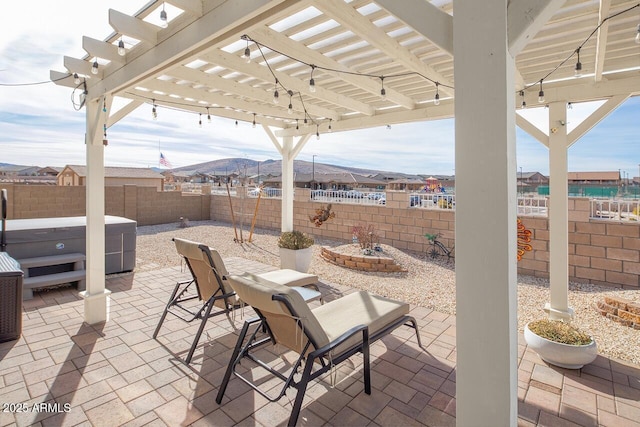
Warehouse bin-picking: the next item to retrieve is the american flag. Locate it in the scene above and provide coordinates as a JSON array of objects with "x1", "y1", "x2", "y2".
[{"x1": 159, "y1": 152, "x2": 172, "y2": 169}]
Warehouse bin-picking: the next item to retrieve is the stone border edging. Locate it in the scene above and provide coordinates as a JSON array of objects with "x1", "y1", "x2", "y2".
[
  {"x1": 594, "y1": 296, "x2": 640, "y2": 330},
  {"x1": 320, "y1": 246, "x2": 406, "y2": 272}
]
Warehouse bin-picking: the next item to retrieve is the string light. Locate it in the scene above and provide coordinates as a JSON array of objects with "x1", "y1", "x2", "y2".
[
  {"x1": 287, "y1": 90, "x2": 293, "y2": 115},
  {"x1": 235, "y1": 120, "x2": 238, "y2": 128},
  {"x1": 273, "y1": 79, "x2": 279, "y2": 104},
  {"x1": 73, "y1": 73, "x2": 80, "y2": 85},
  {"x1": 207, "y1": 107, "x2": 211, "y2": 123},
  {"x1": 434, "y1": 82, "x2": 440, "y2": 105},
  {"x1": 152, "y1": 100, "x2": 157, "y2": 120},
  {"x1": 198, "y1": 113, "x2": 202, "y2": 128},
  {"x1": 252, "y1": 113, "x2": 256, "y2": 128},
  {"x1": 574, "y1": 47, "x2": 582, "y2": 77},
  {"x1": 520, "y1": 90, "x2": 526, "y2": 109},
  {"x1": 296, "y1": 119, "x2": 299, "y2": 130},
  {"x1": 328, "y1": 118, "x2": 332, "y2": 133},
  {"x1": 636, "y1": 24, "x2": 640, "y2": 44},
  {"x1": 242, "y1": 35, "x2": 251, "y2": 63},
  {"x1": 160, "y1": 3, "x2": 168, "y2": 28},
  {"x1": 309, "y1": 65, "x2": 316, "y2": 93},
  {"x1": 91, "y1": 60, "x2": 99, "y2": 75},
  {"x1": 316, "y1": 124, "x2": 320, "y2": 140},
  {"x1": 538, "y1": 80, "x2": 545, "y2": 103},
  {"x1": 380, "y1": 76, "x2": 386, "y2": 100},
  {"x1": 118, "y1": 39, "x2": 126, "y2": 56}
]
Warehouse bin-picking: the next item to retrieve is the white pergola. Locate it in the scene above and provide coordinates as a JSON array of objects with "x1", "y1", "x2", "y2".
[{"x1": 51, "y1": 0, "x2": 640, "y2": 424}]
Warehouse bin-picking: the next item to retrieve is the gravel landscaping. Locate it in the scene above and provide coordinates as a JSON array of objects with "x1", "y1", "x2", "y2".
[{"x1": 136, "y1": 219, "x2": 640, "y2": 366}]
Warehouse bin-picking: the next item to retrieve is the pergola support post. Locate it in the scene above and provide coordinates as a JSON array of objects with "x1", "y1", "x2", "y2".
[
  {"x1": 454, "y1": 1, "x2": 517, "y2": 425},
  {"x1": 80, "y1": 99, "x2": 111, "y2": 324},
  {"x1": 546, "y1": 102, "x2": 574, "y2": 320},
  {"x1": 281, "y1": 136, "x2": 295, "y2": 232}
]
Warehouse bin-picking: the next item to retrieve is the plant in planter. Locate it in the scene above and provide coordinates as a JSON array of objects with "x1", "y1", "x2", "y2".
[
  {"x1": 524, "y1": 319, "x2": 597, "y2": 369},
  {"x1": 278, "y1": 231, "x2": 314, "y2": 273}
]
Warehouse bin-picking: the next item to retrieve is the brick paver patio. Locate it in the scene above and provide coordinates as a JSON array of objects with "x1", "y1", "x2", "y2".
[{"x1": 1, "y1": 258, "x2": 639, "y2": 426}]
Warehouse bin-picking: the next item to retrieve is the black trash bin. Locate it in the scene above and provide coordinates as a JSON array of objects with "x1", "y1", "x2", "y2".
[{"x1": 0, "y1": 252, "x2": 23, "y2": 342}]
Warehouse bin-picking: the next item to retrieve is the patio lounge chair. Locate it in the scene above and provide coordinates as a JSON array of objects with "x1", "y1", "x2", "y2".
[
  {"x1": 204, "y1": 244, "x2": 323, "y2": 303},
  {"x1": 216, "y1": 272, "x2": 422, "y2": 426},
  {"x1": 153, "y1": 238, "x2": 240, "y2": 364}
]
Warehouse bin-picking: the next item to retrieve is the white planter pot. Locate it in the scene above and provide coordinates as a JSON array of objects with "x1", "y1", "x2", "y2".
[
  {"x1": 524, "y1": 322, "x2": 597, "y2": 369},
  {"x1": 279, "y1": 247, "x2": 313, "y2": 273}
]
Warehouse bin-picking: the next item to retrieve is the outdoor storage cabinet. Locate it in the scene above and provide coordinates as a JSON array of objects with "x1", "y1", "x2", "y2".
[
  {"x1": 0, "y1": 252, "x2": 23, "y2": 342},
  {"x1": 3, "y1": 216, "x2": 136, "y2": 274}
]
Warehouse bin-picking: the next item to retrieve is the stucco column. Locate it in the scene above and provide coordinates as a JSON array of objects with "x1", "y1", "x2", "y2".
[
  {"x1": 546, "y1": 102, "x2": 574, "y2": 320},
  {"x1": 454, "y1": 1, "x2": 517, "y2": 425},
  {"x1": 80, "y1": 99, "x2": 110, "y2": 324}
]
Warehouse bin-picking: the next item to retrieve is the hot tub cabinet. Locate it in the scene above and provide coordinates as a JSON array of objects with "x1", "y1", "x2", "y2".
[{"x1": 4, "y1": 216, "x2": 136, "y2": 275}]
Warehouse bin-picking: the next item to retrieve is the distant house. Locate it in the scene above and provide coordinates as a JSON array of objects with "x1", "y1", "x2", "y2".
[
  {"x1": 386, "y1": 178, "x2": 426, "y2": 191},
  {"x1": 37, "y1": 167, "x2": 62, "y2": 177},
  {"x1": 567, "y1": 171, "x2": 619, "y2": 185},
  {"x1": 264, "y1": 172, "x2": 386, "y2": 190},
  {"x1": 57, "y1": 165, "x2": 165, "y2": 191}
]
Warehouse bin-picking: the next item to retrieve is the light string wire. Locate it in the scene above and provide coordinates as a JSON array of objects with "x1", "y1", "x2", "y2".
[{"x1": 520, "y1": 2, "x2": 640, "y2": 94}]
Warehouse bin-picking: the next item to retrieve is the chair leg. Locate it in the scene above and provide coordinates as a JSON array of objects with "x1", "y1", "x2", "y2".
[
  {"x1": 152, "y1": 281, "x2": 182, "y2": 339},
  {"x1": 185, "y1": 299, "x2": 215, "y2": 365},
  {"x1": 216, "y1": 319, "x2": 255, "y2": 404},
  {"x1": 289, "y1": 354, "x2": 315, "y2": 427},
  {"x1": 407, "y1": 317, "x2": 422, "y2": 348},
  {"x1": 362, "y1": 328, "x2": 371, "y2": 395}
]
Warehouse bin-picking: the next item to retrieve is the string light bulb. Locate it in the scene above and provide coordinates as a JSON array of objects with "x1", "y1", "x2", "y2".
[
  {"x1": 73, "y1": 73, "x2": 80, "y2": 84},
  {"x1": 152, "y1": 100, "x2": 157, "y2": 120},
  {"x1": 160, "y1": 3, "x2": 168, "y2": 28},
  {"x1": 520, "y1": 90, "x2": 526, "y2": 109},
  {"x1": 252, "y1": 113, "x2": 256, "y2": 128},
  {"x1": 207, "y1": 108, "x2": 211, "y2": 123},
  {"x1": 309, "y1": 65, "x2": 316, "y2": 93},
  {"x1": 273, "y1": 79, "x2": 279, "y2": 104},
  {"x1": 635, "y1": 24, "x2": 640, "y2": 44},
  {"x1": 117, "y1": 39, "x2": 126, "y2": 56},
  {"x1": 328, "y1": 119, "x2": 333, "y2": 133},
  {"x1": 287, "y1": 90, "x2": 293, "y2": 114},
  {"x1": 538, "y1": 80, "x2": 545, "y2": 103},
  {"x1": 296, "y1": 119, "x2": 299, "y2": 130},
  {"x1": 235, "y1": 120, "x2": 238, "y2": 128},
  {"x1": 242, "y1": 37, "x2": 251, "y2": 63},
  {"x1": 91, "y1": 60, "x2": 99, "y2": 75},
  {"x1": 199, "y1": 113, "x2": 202, "y2": 128},
  {"x1": 434, "y1": 82, "x2": 440, "y2": 105},
  {"x1": 316, "y1": 125, "x2": 320, "y2": 140},
  {"x1": 574, "y1": 47, "x2": 582, "y2": 77},
  {"x1": 380, "y1": 76, "x2": 386, "y2": 100}
]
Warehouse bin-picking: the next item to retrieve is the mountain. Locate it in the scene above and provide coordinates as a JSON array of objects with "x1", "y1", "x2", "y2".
[{"x1": 169, "y1": 157, "x2": 408, "y2": 178}]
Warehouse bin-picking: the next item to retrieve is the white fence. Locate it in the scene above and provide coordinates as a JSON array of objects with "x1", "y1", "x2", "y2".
[
  {"x1": 590, "y1": 199, "x2": 640, "y2": 222},
  {"x1": 310, "y1": 189, "x2": 386, "y2": 205}
]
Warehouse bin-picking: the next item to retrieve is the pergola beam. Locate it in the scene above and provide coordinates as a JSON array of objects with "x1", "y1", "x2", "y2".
[
  {"x1": 168, "y1": 0, "x2": 204, "y2": 16},
  {"x1": 201, "y1": 49, "x2": 375, "y2": 116},
  {"x1": 374, "y1": 0, "x2": 453, "y2": 56},
  {"x1": 594, "y1": 0, "x2": 612, "y2": 81},
  {"x1": 108, "y1": 9, "x2": 158, "y2": 45},
  {"x1": 82, "y1": 36, "x2": 125, "y2": 65},
  {"x1": 64, "y1": 56, "x2": 102, "y2": 80},
  {"x1": 169, "y1": 65, "x2": 341, "y2": 120},
  {"x1": 508, "y1": 0, "x2": 566, "y2": 56},
  {"x1": 314, "y1": 0, "x2": 454, "y2": 97},
  {"x1": 252, "y1": 26, "x2": 416, "y2": 109}
]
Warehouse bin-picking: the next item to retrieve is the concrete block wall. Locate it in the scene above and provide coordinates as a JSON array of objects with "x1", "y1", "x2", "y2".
[
  {"x1": 1, "y1": 183, "x2": 210, "y2": 226},
  {"x1": 210, "y1": 190, "x2": 639, "y2": 289}
]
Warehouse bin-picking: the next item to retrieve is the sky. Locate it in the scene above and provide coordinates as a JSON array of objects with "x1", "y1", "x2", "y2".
[{"x1": 1, "y1": 1, "x2": 639, "y2": 178}]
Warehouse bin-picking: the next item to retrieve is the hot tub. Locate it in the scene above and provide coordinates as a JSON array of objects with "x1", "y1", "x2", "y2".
[{"x1": 3, "y1": 216, "x2": 136, "y2": 274}]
